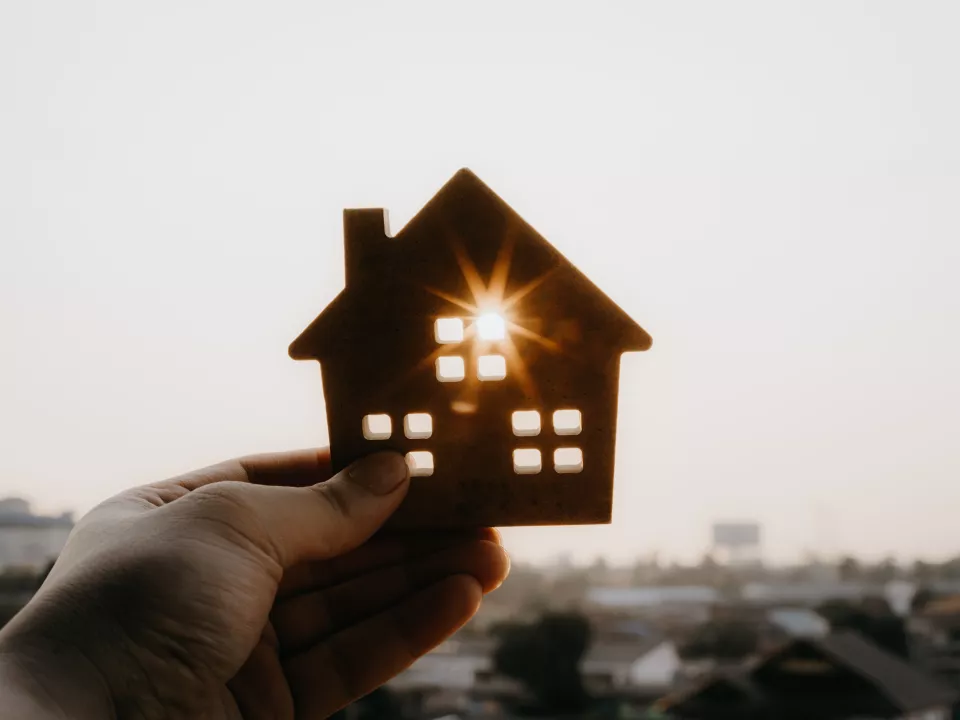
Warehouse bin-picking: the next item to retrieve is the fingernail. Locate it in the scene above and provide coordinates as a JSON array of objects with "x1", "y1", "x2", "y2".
[{"x1": 347, "y1": 452, "x2": 409, "y2": 495}]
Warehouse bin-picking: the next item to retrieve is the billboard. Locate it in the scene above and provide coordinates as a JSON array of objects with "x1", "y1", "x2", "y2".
[{"x1": 712, "y1": 522, "x2": 761, "y2": 548}]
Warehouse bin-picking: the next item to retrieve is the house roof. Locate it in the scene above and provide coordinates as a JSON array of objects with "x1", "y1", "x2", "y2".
[
  {"x1": 812, "y1": 631, "x2": 958, "y2": 711},
  {"x1": 654, "y1": 668, "x2": 766, "y2": 714},
  {"x1": 765, "y1": 607, "x2": 829, "y2": 638},
  {"x1": 741, "y1": 581, "x2": 872, "y2": 605},
  {"x1": 290, "y1": 169, "x2": 651, "y2": 360},
  {"x1": 583, "y1": 634, "x2": 669, "y2": 667},
  {"x1": 659, "y1": 631, "x2": 957, "y2": 714},
  {"x1": 587, "y1": 586, "x2": 720, "y2": 609}
]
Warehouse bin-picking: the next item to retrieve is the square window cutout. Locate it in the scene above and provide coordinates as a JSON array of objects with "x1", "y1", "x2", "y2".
[
  {"x1": 478, "y1": 354, "x2": 506, "y2": 381},
  {"x1": 513, "y1": 448, "x2": 542, "y2": 474},
  {"x1": 512, "y1": 410, "x2": 541, "y2": 437},
  {"x1": 553, "y1": 409, "x2": 582, "y2": 436},
  {"x1": 406, "y1": 451, "x2": 434, "y2": 477},
  {"x1": 362, "y1": 414, "x2": 392, "y2": 440},
  {"x1": 404, "y1": 413, "x2": 433, "y2": 440},
  {"x1": 436, "y1": 356, "x2": 465, "y2": 382},
  {"x1": 554, "y1": 447, "x2": 583, "y2": 473},
  {"x1": 435, "y1": 318, "x2": 464, "y2": 344}
]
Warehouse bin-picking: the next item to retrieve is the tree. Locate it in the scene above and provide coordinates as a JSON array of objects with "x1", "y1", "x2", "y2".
[
  {"x1": 493, "y1": 611, "x2": 591, "y2": 714},
  {"x1": 865, "y1": 557, "x2": 899, "y2": 585},
  {"x1": 817, "y1": 598, "x2": 908, "y2": 658},
  {"x1": 911, "y1": 586, "x2": 938, "y2": 613},
  {"x1": 837, "y1": 556, "x2": 861, "y2": 582},
  {"x1": 944, "y1": 556, "x2": 960, "y2": 580},
  {"x1": 912, "y1": 560, "x2": 935, "y2": 584}
]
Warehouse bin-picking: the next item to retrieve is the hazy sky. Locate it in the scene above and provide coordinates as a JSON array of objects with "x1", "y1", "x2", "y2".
[{"x1": 2, "y1": 2, "x2": 959, "y2": 565}]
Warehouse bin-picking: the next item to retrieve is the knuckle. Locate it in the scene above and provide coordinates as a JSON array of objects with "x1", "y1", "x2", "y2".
[
  {"x1": 187, "y1": 482, "x2": 256, "y2": 524},
  {"x1": 178, "y1": 483, "x2": 281, "y2": 561}
]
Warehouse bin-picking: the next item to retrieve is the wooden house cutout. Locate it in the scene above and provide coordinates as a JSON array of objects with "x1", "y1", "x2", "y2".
[{"x1": 290, "y1": 169, "x2": 651, "y2": 528}]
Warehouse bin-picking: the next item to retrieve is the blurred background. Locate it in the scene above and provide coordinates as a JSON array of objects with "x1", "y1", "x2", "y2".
[{"x1": 2, "y1": 2, "x2": 960, "y2": 718}]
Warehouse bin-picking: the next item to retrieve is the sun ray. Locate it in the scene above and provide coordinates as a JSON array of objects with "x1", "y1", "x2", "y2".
[
  {"x1": 449, "y1": 233, "x2": 488, "y2": 308},
  {"x1": 423, "y1": 285, "x2": 478, "y2": 315},
  {"x1": 502, "y1": 337, "x2": 538, "y2": 401},
  {"x1": 487, "y1": 226, "x2": 517, "y2": 306},
  {"x1": 413, "y1": 343, "x2": 461, "y2": 375},
  {"x1": 501, "y1": 266, "x2": 558, "y2": 312},
  {"x1": 508, "y1": 322, "x2": 562, "y2": 353},
  {"x1": 400, "y1": 229, "x2": 558, "y2": 404}
]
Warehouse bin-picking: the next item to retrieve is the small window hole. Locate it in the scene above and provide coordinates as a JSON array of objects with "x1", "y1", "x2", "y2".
[
  {"x1": 362, "y1": 414, "x2": 392, "y2": 440},
  {"x1": 554, "y1": 447, "x2": 584, "y2": 473},
  {"x1": 404, "y1": 413, "x2": 433, "y2": 440},
  {"x1": 512, "y1": 410, "x2": 541, "y2": 437},
  {"x1": 513, "y1": 448, "x2": 542, "y2": 474},
  {"x1": 406, "y1": 451, "x2": 434, "y2": 477},
  {"x1": 436, "y1": 356, "x2": 465, "y2": 382},
  {"x1": 553, "y1": 409, "x2": 582, "y2": 436},
  {"x1": 435, "y1": 318, "x2": 464, "y2": 344},
  {"x1": 478, "y1": 354, "x2": 507, "y2": 381}
]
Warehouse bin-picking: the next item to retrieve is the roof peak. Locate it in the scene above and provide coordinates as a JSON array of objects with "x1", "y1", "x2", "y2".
[{"x1": 290, "y1": 169, "x2": 652, "y2": 359}]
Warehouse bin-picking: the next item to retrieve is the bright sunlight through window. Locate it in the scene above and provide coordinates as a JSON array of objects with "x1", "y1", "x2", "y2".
[
  {"x1": 435, "y1": 317, "x2": 464, "y2": 344},
  {"x1": 512, "y1": 410, "x2": 541, "y2": 437},
  {"x1": 476, "y1": 312, "x2": 506, "y2": 341},
  {"x1": 478, "y1": 354, "x2": 507, "y2": 381}
]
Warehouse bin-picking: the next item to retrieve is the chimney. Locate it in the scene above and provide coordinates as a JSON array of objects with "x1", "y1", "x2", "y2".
[{"x1": 343, "y1": 208, "x2": 390, "y2": 285}]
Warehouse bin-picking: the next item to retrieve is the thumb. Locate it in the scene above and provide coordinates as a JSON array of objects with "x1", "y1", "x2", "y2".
[{"x1": 188, "y1": 452, "x2": 410, "y2": 567}]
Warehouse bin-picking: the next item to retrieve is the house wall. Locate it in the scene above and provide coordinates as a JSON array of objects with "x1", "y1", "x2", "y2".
[
  {"x1": 314, "y1": 190, "x2": 637, "y2": 527},
  {"x1": 321, "y1": 331, "x2": 624, "y2": 527},
  {"x1": 629, "y1": 641, "x2": 681, "y2": 687}
]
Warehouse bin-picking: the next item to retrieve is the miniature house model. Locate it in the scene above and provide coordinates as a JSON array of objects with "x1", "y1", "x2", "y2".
[{"x1": 290, "y1": 169, "x2": 651, "y2": 528}]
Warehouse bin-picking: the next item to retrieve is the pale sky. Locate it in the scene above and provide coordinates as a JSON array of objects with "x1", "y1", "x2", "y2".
[{"x1": 2, "y1": 2, "x2": 959, "y2": 565}]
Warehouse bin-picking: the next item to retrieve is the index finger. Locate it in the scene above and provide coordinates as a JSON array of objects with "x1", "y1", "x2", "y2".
[{"x1": 237, "y1": 447, "x2": 333, "y2": 487}]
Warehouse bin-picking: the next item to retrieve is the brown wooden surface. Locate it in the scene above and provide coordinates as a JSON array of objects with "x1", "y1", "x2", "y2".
[{"x1": 291, "y1": 169, "x2": 651, "y2": 527}]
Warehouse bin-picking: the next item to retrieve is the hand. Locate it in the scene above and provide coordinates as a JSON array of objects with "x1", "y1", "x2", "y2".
[{"x1": 0, "y1": 449, "x2": 510, "y2": 719}]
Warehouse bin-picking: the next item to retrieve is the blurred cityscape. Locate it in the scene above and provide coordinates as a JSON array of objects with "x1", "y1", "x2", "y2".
[{"x1": 4, "y1": 505, "x2": 960, "y2": 718}]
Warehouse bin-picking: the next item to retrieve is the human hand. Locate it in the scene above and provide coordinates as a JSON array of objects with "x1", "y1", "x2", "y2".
[{"x1": 0, "y1": 449, "x2": 509, "y2": 719}]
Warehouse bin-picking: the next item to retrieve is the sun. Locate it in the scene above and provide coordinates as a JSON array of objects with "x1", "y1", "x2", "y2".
[{"x1": 476, "y1": 311, "x2": 507, "y2": 341}]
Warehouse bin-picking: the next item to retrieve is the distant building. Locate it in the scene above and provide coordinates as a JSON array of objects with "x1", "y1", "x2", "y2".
[
  {"x1": 390, "y1": 637, "x2": 496, "y2": 694},
  {"x1": 766, "y1": 607, "x2": 830, "y2": 639},
  {"x1": 741, "y1": 581, "x2": 868, "y2": 606},
  {"x1": 712, "y1": 521, "x2": 762, "y2": 566},
  {"x1": 586, "y1": 586, "x2": 720, "y2": 625},
  {"x1": 657, "y1": 631, "x2": 957, "y2": 719},
  {"x1": 581, "y1": 634, "x2": 681, "y2": 694},
  {"x1": 709, "y1": 603, "x2": 830, "y2": 640},
  {"x1": 389, "y1": 629, "x2": 682, "y2": 715},
  {"x1": 742, "y1": 581, "x2": 917, "y2": 616},
  {"x1": 0, "y1": 498, "x2": 73, "y2": 571}
]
